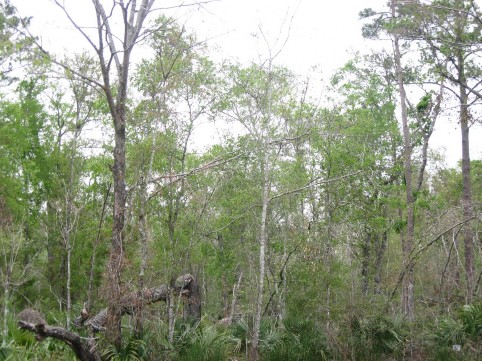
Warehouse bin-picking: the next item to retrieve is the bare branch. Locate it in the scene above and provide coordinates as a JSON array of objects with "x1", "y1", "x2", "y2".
[
  {"x1": 386, "y1": 215, "x2": 478, "y2": 308},
  {"x1": 92, "y1": 0, "x2": 121, "y2": 71},
  {"x1": 52, "y1": 0, "x2": 99, "y2": 52},
  {"x1": 269, "y1": 170, "x2": 363, "y2": 202}
]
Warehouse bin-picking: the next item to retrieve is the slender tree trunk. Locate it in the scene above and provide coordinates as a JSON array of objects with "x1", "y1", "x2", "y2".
[
  {"x1": 374, "y1": 231, "x2": 388, "y2": 294},
  {"x1": 279, "y1": 239, "x2": 287, "y2": 321},
  {"x1": 452, "y1": 4, "x2": 475, "y2": 301},
  {"x1": 46, "y1": 202, "x2": 57, "y2": 292},
  {"x1": 2, "y1": 280, "x2": 10, "y2": 347},
  {"x1": 221, "y1": 273, "x2": 229, "y2": 317},
  {"x1": 65, "y1": 125, "x2": 81, "y2": 330},
  {"x1": 458, "y1": 54, "x2": 474, "y2": 302},
  {"x1": 136, "y1": 175, "x2": 147, "y2": 336},
  {"x1": 87, "y1": 184, "x2": 111, "y2": 311},
  {"x1": 218, "y1": 234, "x2": 230, "y2": 317},
  {"x1": 230, "y1": 271, "x2": 243, "y2": 321},
  {"x1": 251, "y1": 146, "x2": 270, "y2": 361},
  {"x1": 361, "y1": 232, "x2": 371, "y2": 296},
  {"x1": 136, "y1": 130, "x2": 157, "y2": 336},
  {"x1": 105, "y1": 100, "x2": 128, "y2": 347},
  {"x1": 392, "y1": 0, "x2": 415, "y2": 320},
  {"x1": 168, "y1": 288, "x2": 175, "y2": 343},
  {"x1": 65, "y1": 242, "x2": 72, "y2": 328}
]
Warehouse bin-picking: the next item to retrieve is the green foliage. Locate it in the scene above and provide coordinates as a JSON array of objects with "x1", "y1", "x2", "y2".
[
  {"x1": 459, "y1": 303, "x2": 482, "y2": 339},
  {"x1": 260, "y1": 317, "x2": 330, "y2": 361},
  {"x1": 344, "y1": 314, "x2": 407, "y2": 360},
  {"x1": 145, "y1": 319, "x2": 239, "y2": 361},
  {"x1": 1, "y1": 315, "x2": 75, "y2": 360},
  {"x1": 0, "y1": 0, "x2": 36, "y2": 83},
  {"x1": 433, "y1": 317, "x2": 467, "y2": 347},
  {"x1": 102, "y1": 338, "x2": 146, "y2": 361},
  {"x1": 429, "y1": 302, "x2": 482, "y2": 360},
  {"x1": 175, "y1": 325, "x2": 236, "y2": 361}
]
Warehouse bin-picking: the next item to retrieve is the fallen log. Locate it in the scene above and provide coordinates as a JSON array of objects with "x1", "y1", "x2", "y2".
[
  {"x1": 18, "y1": 274, "x2": 200, "y2": 361},
  {"x1": 17, "y1": 309, "x2": 100, "y2": 361}
]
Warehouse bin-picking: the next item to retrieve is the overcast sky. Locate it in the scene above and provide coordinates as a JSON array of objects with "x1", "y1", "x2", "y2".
[{"x1": 11, "y1": 0, "x2": 482, "y2": 167}]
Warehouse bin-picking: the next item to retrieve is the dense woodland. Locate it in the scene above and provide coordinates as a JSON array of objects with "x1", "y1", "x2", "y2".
[{"x1": 0, "y1": 0, "x2": 481, "y2": 360}]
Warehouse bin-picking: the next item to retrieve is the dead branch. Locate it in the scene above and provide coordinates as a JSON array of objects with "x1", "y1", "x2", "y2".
[
  {"x1": 19, "y1": 274, "x2": 198, "y2": 361},
  {"x1": 269, "y1": 170, "x2": 363, "y2": 202},
  {"x1": 17, "y1": 309, "x2": 100, "y2": 361},
  {"x1": 385, "y1": 216, "x2": 477, "y2": 308}
]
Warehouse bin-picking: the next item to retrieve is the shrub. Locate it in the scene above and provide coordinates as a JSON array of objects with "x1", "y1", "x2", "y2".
[
  {"x1": 260, "y1": 317, "x2": 330, "y2": 361},
  {"x1": 430, "y1": 302, "x2": 482, "y2": 360},
  {"x1": 345, "y1": 314, "x2": 407, "y2": 360}
]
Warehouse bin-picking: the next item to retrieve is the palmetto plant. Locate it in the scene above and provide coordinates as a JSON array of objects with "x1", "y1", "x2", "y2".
[
  {"x1": 459, "y1": 303, "x2": 482, "y2": 339},
  {"x1": 433, "y1": 317, "x2": 466, "y2": 347},
  {"x1": 102, "y1": 338, "x2": 146, "y2": 361},
  {"x1": 260, "y1": 317, "x2": 330, "y2": 361},
  {"x1": 348, "y1": 314, "x2": 407, "y2": 360},
  {"x1": 430, "y1": 302, "x2": 482, "y2": 360},
  {"x1": 152, "y1": 319, "x2": 240, "y2": 361}
]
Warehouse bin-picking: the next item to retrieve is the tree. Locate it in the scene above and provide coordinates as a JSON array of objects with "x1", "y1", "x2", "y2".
[
  {"x1": 330, "y1": 52, "x2": 402, "y2": 298},
  {"x1": 360, "y1": 0, "x2": 445, "y2": 320},
  {"x1": 361, "y1": 1, "x2": 417, "y2": 319},
  {"x1": 415, "y1": 0, "x2": 481, "y2": 302},
  {"x1": 0, "y1": 0, "x2": 34, "y2": 83},
  {"x1": 131, "y1": 16, "x2": 216, "y2": 335},
  {"x1": 43, "y1": 0, "x2": 156, "y2": 348},
  {"x1": 220, "y1": 59, "x2": 312, "y2": 359}
]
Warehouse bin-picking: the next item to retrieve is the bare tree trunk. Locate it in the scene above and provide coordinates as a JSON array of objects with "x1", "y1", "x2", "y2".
[
  {"x1": 221, "y1": 273, "x2": 229, "y2": 317},
  {"x1": 374, "y1": 231, "x2": 387, "y2": 294},
  {"x1": 2, "y1": 280, "x2": 10, "y2": 347},
  {"x1": 136, "y1": 130, "x2": 157, "y2": 336},
  {"x1": 66, "y1": 242, "x2": 72, "y2": 329},
  {"x1": 251, "y1": 146, "x2": 270, "y2": 361},
  {"x1": 87, "y1": 184, "x2": 111, "y2": 310},
  {"x1": 249, "y1": 35, "x2": 279, "y2": 360},
  {"x1": 136, "y1": 175, "x2": 148, "y2": 336},
  {"x1": 457, "y1": 47, "x2": 474, "y2": 303},
  {"x1": 182, "y1": 276, "x2": 201, "y2": 321},
  {"x1": 168, "y1": 288, "x2": 175, "y2": 343},
  {"x1": 361, "y1": 232, "x2": 371, "y2": 296},
  {"x1": 90, "y1": 0, "x2": 155, "y2": 348},
  {"x1": 218, "y1": 234, "x2": 230, "y2": 317},
  {"x1": 18, "y1": 320, "x2": 100, "y2": 361},
  {"x1": 230, "y1": 271, "x2": 243, "y2": 321},
  {"x1": 391, "y1": 0, "x2": 415, "y2": 321},
  {"x1": 64, "y1": 125, "x2": 81, "y2": 330}
]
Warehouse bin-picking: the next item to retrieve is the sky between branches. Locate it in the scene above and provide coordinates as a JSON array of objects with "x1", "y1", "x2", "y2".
[{"x1": 12, "y1": 0, "x2": 482, "y2": 167}]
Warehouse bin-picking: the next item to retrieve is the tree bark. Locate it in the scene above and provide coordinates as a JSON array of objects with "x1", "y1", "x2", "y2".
[
  {"x1": 374, "y1": 231, "x2": 387, "y2": 294},
  {"x1": 361, "y1": 232, "x2": 371, "y2": 296},
  {"x1": 2, "y1": 281, "x2": 10, "y2": 347},
  {"x1": 87, "y1": 183, "x2": 111, "y2": 311},
  {"x1": 18, "y1": 321, "x2": 100, "y2": 361},
  {"x1": 75, "y1": 274, "x2": 199, "y2": 331},
  {"x1": 251, "y1": 146, "x2": 269, "y2": 361},
  {"x1": 391, "y1": 0, "x2": 415, "y2": 321},
  {"x1": 88, "y1": 0, "x2": 155, "y2": 348},
  {"x1": 180, "y1": 275, "x2": 201, "y2": 321},
  {"x1": 458, "y1": 50, "x2": 474, "y2": 302},
  {"x1": 448, "y1": 4, "x2": 475, "y2": 302}
]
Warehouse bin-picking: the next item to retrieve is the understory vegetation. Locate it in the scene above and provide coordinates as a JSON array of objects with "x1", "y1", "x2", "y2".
[{"x1": 2, "y1": 303, "x2": 481, "y2": 360}]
